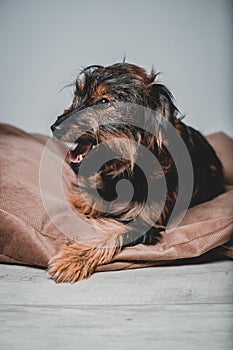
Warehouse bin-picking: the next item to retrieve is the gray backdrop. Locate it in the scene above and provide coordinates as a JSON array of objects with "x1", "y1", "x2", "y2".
[{"x1": 0, "y1": 0, "x2": 232, "y2": 136}]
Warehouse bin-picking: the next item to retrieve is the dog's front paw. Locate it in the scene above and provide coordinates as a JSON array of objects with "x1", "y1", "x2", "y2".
[
  {"x1": 48, "y1": 242, "x2": 116, "y2": 283},
  {"x1": 48, "y1": 244, "x2": 97, "y2": 283}
]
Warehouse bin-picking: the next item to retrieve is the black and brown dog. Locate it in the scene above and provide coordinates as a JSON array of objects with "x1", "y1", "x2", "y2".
[{"x1": 49, "y1": 62, "x2": 223, "y2": 282}]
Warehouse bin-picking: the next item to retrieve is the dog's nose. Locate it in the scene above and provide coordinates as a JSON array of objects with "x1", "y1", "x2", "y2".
[
  {"x1": 50, "y1": 122, "x2": 66, "y2": 140},
  {"x1": 50, "y1": 123, "x2": 64, "y2": 139},
  {"x1": 50, "y1": 123, "x2": 57, "y2": 133},
  {"x1": 51, "y1": 123, "x2": 63, "y2": 133},
  {"x1": 51, "y1": 114, "x2": 67, "y2": 133}
]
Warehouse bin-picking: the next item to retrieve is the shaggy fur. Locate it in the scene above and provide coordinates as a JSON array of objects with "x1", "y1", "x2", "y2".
[{"x1": 48, "y1": 62, "x2": 223, "y2": 282}]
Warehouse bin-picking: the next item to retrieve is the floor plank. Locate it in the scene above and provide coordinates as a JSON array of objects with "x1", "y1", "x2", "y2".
[
  {"x1": 0, "y1": 261, "x2": 232, "y2": 306},
  {"x1": 0, "y1": 304, "x2": 232, "y2": 350},
  {"x1": 0, "y1": 261, "x2": 232, "y2": 350}
]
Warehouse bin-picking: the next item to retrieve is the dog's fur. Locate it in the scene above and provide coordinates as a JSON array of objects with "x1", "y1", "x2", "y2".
[{"x1": 48, "y1": 62, "x2": 223, "y2": 282}]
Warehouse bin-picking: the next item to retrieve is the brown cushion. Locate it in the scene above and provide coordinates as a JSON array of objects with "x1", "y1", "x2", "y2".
[{"x1": 0, "y1": 123, "x2": 232, "y2": 271}]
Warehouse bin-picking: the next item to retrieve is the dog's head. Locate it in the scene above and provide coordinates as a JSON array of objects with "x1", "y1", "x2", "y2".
[{"x1": 51, "y1": 63, "x2": 179, "y2": 171}]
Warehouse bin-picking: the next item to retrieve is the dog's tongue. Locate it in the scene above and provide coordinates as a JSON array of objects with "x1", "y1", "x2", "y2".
[{"x1": 68, "y1": 143, "x2": 93, "y2": 163}]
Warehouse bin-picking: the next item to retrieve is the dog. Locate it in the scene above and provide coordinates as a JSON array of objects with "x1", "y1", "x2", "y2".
[{"x1": 48, "y1": 62, "x2": 223, "y2": 282}]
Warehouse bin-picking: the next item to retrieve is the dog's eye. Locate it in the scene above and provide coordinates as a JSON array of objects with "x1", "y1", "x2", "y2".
[
  {"x1": 98, "y1": 98, "x2": 109, "y2": 104},
  {"x1": 96, "y1": 98, "x2": 111, "y2": 108}
]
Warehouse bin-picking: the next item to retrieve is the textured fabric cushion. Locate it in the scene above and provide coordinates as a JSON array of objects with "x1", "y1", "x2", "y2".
[{"x1": 0, "y1": 123, "x2": 232, "y2": 271}]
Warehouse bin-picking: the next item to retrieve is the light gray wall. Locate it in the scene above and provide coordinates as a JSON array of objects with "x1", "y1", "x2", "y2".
[{"x1": 0, "y1": 0, "x2": 232, "y2": 136}]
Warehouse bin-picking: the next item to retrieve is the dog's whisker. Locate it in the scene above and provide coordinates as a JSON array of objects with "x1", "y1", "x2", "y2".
[{"x1": 63, "y1": 142, "x2": 78, "y2": 150}]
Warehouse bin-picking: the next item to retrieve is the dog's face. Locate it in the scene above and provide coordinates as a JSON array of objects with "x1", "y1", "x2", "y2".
[{"x1": 51, "y1": 63, "x2": 178, "y2": 174}]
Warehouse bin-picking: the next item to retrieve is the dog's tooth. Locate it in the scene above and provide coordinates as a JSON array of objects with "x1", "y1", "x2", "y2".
[{"x1": 77, "y1": 154, "x2": 83, "y2": 163}]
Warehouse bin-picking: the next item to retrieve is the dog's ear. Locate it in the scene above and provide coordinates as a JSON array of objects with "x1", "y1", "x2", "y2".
[
  {"x1": 149, "y1": 83, "x2": 178, "y2": 121},
  {"x1": 148, "y1": 83, "x2": 179, "y2": 147}
]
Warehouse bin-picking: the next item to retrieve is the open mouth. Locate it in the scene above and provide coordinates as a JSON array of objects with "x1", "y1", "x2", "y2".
[{"x1": 65, "y1": 137, "x2": 96, "y2": 164}]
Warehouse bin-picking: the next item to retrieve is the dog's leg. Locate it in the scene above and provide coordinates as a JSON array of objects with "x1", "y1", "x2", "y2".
[{"x1": 47, "y1": 220, "x2": 127, "y2": 283}]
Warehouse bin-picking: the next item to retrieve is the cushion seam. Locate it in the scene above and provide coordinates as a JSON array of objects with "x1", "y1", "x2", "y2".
[{"x1": 164, "y1": 219, "x2": 233, "y2": 249}]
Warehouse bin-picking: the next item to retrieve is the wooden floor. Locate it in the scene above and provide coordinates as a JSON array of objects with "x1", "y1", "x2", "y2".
[{"x1": 0, "y1": 260, "x2": 232, "y2": 350}]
